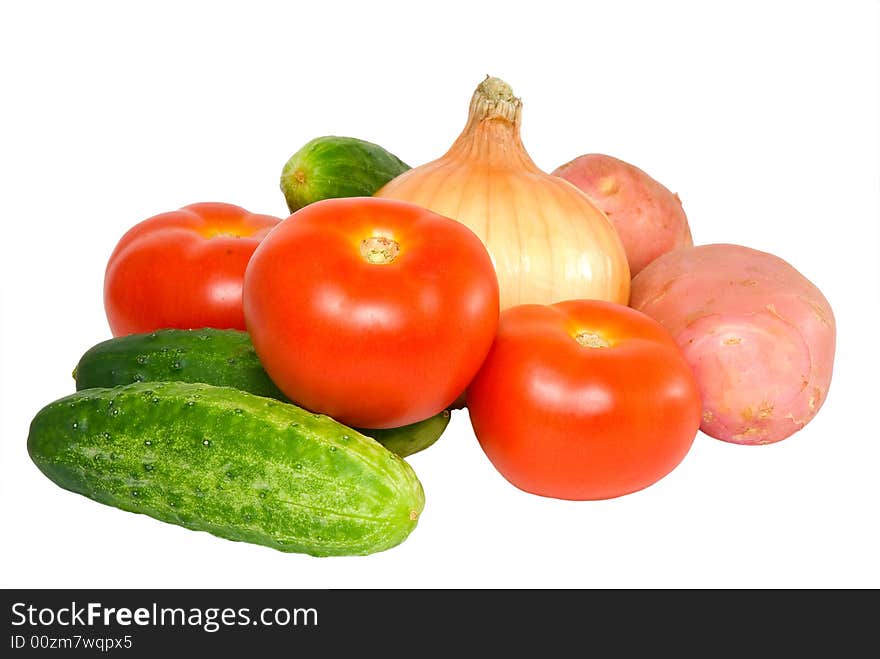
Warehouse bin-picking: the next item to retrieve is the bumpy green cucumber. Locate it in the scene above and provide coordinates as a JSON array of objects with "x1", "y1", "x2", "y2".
[
  {"x1": 74, "y1": 329, "x2": 449, "y2": 457},
  {"x1": 74, "y1": 329, "x2": 286, "y2": 399},
  {"x1": 27, "y1": 382, "x2": 424, "y2": 556},
  {"x1": 280, "y1": 136, "x2": 410, "y2": 212}
]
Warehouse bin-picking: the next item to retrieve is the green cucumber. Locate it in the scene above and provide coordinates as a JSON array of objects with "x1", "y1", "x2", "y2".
[
  {"x1": 280, "y1": 136, "x2": 410, "y2": 213},
  {"x1": 74, "y1": 328, "x2": 286, "y2": 400},
  {"x1": 27, "y1": 382, "x2": 424, "y2": 556},
  {"x1": 74, "y1": 329, "x2": 449, "y2": 457},
  {"x1": 369, "y1": 410, "x2": 451, "y2": 458}
]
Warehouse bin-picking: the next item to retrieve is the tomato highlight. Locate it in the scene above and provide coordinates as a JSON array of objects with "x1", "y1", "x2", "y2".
[
  {"x1": 243, "y1": 197, "x2": 500, "y2": 429},
  {"x1": 467, "y1": 300, "x2": 702, "y2": 500},
  {"x1": 104, "y1": 202, "x2": 280, "y2": 336}
]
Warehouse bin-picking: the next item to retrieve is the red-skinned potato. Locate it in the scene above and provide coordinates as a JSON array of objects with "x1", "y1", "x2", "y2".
[
  {"x1": 553, "y1": 154, "x2": 693, "y2": 275},
  {"x1": 630, "y1": 244, "x2": 835, "y2": 445}
]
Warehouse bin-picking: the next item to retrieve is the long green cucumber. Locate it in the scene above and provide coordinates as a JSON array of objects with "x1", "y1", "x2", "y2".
[
  {"x1": 371, "y1": 411, "x2": 451, "y2": 458},
  {"x1": 74, "y1": 329, "x2": 449, "y2": 457},
  {"x1": 74, "y1": 328, "x2": 286, "y2": 399},
  {"x1": 27, "y1": 382, "x2": 425, "y2": 556},
  {"x1": 280, "y1": 136, "x2": 410, "y2": 213}
]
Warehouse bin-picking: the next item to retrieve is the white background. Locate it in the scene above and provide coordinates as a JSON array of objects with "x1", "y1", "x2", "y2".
[{"x1": 1, "y1": 0, "x2": 878, "y2": 588}]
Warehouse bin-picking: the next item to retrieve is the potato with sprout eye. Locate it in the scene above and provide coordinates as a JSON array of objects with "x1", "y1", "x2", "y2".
[
  {"x1": 553, "y1": 154, "x2": 693, "y2": 276},
  {"x1": 631, "y1": 243, "x2": 835, "y2": 445}
]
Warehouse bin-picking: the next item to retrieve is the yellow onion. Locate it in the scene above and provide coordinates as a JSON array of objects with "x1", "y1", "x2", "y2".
[{"x1": 376, "y1": 76, "x2": 630, "y2": 310}]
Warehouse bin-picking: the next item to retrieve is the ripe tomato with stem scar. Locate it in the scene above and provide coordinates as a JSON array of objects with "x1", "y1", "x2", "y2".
[
  {"x1": 243, "y1": 197, "x2": 499, "y2": 429},
  {"x1": 104, "y1": 202, "x2": 281, "y2": 336},
  {"x1": 467, "y1": 300, "x2": 701, "y2": 500}
]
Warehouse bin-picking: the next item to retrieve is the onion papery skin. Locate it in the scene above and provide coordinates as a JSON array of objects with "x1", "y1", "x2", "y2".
[{"x1": 376, "y1": 77, "x2": 630, "y2": 310}]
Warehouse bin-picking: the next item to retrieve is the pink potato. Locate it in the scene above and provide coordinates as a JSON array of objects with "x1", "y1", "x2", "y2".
[
  {"x1": 553, "y1": 154, "x2": 693, "y2": 275},
  {"x1": 630, "y1": 244, "x2": 835, "y2": 445}
]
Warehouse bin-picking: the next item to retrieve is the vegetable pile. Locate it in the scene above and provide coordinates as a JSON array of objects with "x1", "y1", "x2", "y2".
[{"x1": 27, "y1": 76, "x2": 836, "y2": 556}]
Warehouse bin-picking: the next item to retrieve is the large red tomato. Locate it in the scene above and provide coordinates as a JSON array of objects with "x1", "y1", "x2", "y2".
[
  {"x1": 467, "y1": 300, "x2": 701, "y2": 500},
  {"x1": 243, "y1": 197, "x2": 499, "y2": 429},
  {"x1": 104, "y1": 203, "x2": 280, "y2": 336}
]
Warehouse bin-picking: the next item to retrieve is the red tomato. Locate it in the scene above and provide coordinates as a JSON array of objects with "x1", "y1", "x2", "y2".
[
  {"x1": 104, "y1": 203, "x2": 280, "y2": 336},
  {"x1": 243, "y1": 197, "x2": 499, "y2": 429},
  {"x1": 467, "y1": 300, "x2": 701, "y2": 500}
]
